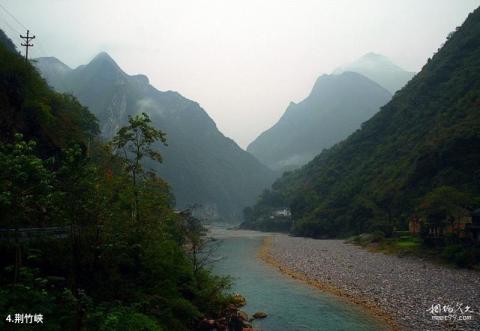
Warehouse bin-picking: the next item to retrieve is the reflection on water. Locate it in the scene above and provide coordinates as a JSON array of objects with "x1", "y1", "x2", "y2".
[{"x1": 209, "y1": 228, "x2": 388, "y2": 331}]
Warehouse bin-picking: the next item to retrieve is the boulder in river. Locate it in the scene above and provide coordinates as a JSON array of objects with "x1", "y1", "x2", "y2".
[
  {"x1": 238, "y1": 310, "x2": 249, "y2": 321},
  {"x1": 253, "y1": 311, "x2": 268, "y2": 319},
  {"x1": 242, "y1": 320, "x2": 253, "y2": 328}
]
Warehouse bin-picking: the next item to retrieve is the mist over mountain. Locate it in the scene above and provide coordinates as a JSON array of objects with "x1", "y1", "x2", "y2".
[
  {"x1": 34, "y1": 53, "x2": 275, "y2": 220},
  {"x1": 333, "y1": 53, "x2": 415, "y2": 94},
  {"x1": 247, "y1": 72, "x2": 391, "y2": 171}
]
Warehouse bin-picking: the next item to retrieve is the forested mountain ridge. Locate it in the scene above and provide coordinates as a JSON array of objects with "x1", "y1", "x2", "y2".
[
  {"x1": 243, "y1": 7, "x2": 480, "y2": 238},
  {"x1": 34, "y1": 53, "x2": 275, "y2": 220},
  {"x1": 333, "y1": 52, "x2": 415, "y2": 94},
  {"x1": 247, "y1": 71, "x2": 391, "y2": 171}
]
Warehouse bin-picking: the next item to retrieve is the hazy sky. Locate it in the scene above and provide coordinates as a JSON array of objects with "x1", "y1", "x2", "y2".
[{"x1": 1, "y1": 0, "x2": 479, "y2": 148}]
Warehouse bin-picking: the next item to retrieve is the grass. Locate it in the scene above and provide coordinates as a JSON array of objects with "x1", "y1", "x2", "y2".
[
  {"x1": 370, "y1": 236, "x2": 422, "y2": 255},
  {"x1": 349, "y1": 233, "x2": 480, "y2": 269},
  {"x1": 349, "y1": 233, "x2": 448, "y2": 264},
  {"x1": 390, "y1": 235, "x2": 421, "y2": 248}
]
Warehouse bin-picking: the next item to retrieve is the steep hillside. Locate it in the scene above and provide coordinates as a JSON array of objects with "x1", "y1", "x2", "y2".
[
  {"x1": 244, "y1": 8, "x2": 480, "y2": 237},
  {"x1": 0, "y1": 35, "x2": 98, "y2": 157},
  {"x1": 0, "y1": 30, "x2": 16, "y2": 53},
  {"x1": 333, "y1": 53, "x2": 414, "y2": 94},
  {"x1": 247, "y1": 72, "x2": 391, "y2": 170},
  {"x1": 35, "y1": 53, "x2": 275, "y2": 220}
]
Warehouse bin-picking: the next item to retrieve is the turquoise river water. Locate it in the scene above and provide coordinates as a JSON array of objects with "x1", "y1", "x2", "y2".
[{"x1": 210, "y1": 228, "x2": 388, "y2": 331}]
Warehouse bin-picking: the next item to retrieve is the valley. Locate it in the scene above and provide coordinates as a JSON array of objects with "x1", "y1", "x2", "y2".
[{"x1": 0, "y1": 2, "x2": 479, "y2": 331}]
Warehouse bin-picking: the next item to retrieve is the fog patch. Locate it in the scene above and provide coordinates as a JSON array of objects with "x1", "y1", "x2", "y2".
[{"x1": 136, "y1": 98, "x2": 165, "y2": 116}]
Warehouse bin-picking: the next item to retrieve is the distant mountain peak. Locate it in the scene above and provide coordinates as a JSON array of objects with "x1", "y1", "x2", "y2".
[
  {"x1": 247, "y1": 70, "x2": 391, "y2": 170},
  {"x1": 92, "y1": 51, "x2": 114, "y2": 62},
  {"x1": 333, "y1": 53, "x2": 414, "y2": 93},
  {"x1": 87, "y1": 51, "x2": 122, "y2": 72},
  {"x1": 362, "y1": 52, "x2": 387, "y2": 59},
  {"x1": 357, "y1": 53, "x2": 403, "y2": 70},
  {"x1": 335, "y1": 53, "x2": 403, "y2": 72}
]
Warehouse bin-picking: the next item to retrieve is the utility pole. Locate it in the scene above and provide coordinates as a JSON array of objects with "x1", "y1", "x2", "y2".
[{"x1": 20, "y1": 29, "x2": 35, "y2": 62}]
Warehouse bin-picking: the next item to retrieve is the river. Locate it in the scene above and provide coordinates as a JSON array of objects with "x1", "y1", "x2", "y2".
[{"x1": 209, "y1": 228, "x2": 388, "y2": 331}]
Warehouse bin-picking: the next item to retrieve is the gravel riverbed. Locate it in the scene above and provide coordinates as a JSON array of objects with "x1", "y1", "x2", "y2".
[{"x1": 267, "y1": 235, "x2": 480, "y2": 331}]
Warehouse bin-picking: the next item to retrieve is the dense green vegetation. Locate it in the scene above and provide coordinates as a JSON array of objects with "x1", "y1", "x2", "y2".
[
  {"x1": 0, "y1": 32, "x2": 236, "y2": 330},
  {"x1": 244, "y1": 8, "x2": 480, "y2": 265}
]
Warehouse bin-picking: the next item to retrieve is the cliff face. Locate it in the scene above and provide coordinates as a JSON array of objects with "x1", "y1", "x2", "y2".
[{"x1": 35, "y1": 53, "x2": 275, "y2": 220}]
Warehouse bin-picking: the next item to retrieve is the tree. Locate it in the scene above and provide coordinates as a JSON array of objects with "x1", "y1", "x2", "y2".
[
  {"x1": 111, "y1": 113, "x2": 167, "y2": 224},
  {"x1": 177, "y1": 205, "x2": 219, "y2": 274},
  {"x1": 0, "y1": 134, "x2": 55, "y2": 283}
]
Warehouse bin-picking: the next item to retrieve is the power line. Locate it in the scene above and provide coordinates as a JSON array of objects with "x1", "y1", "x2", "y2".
[
  {"x1": 0, "y1": 2, "x2": 27, "y2": 30},
  {"x1": 0, "y1": 12, "x2": 21, "y2": 35}
]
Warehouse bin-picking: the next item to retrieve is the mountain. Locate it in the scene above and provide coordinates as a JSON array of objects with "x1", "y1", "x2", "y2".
[
  {"x1": 34, "y1": 53, "x2": 275, "y2": 220},
  {"x1": 33, "y1": 56, "x2": 72, "y2": 91},
  {"x1": 247, "y1": 72, "x2": 391, "y2": 171},
  {"x1": 333, "y1": 52, "x2": 415, "y2": 94},
  {"x1": 243, "y1": 8, "x2": 480, "y2": 237}
]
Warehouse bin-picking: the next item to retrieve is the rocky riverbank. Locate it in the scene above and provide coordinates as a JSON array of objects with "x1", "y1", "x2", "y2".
[
  {"x1": 196, "y1": 293, "x2": 264, "y2": 331},
  {"x1": 259, "y1": 235, "x2": 480, "y2": 331}
]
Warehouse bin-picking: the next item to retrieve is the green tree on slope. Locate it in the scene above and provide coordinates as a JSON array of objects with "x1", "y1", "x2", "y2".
[{"x1": 111, "y1": 112, "x2": 167, "y2": 224}]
